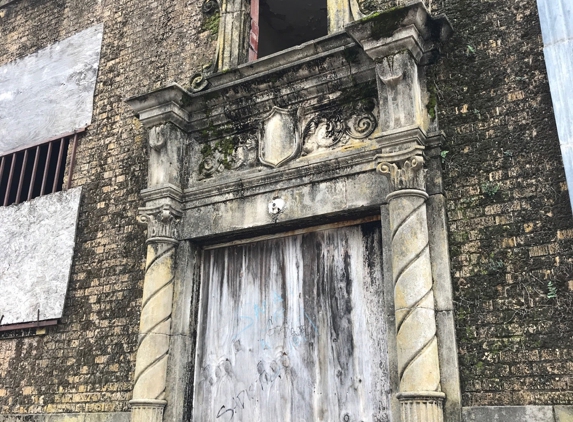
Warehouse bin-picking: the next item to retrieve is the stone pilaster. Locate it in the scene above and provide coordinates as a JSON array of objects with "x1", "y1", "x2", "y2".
[
  {"x1": 377, "y1": 147, "x2": 445, "y2": 422},
  {"x1": 215, "y1": 0, "x2": 249, "y2": 70},
  {"x1": 130, "y1": 120, "x2": 185, "y2": 422},
  {"x1": 130, "y1": 205, "x2": 181, "y2": 422},
  {"x1": 327, "y1": 0, "x2": 365, "y2": 32},
  {"x1": 147, "y1": 123, "x2": 185, "y2": 188}
]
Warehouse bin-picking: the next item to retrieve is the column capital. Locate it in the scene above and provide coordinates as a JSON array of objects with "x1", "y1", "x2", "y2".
[
  {"x1": 137, "y1": 204, "x2": 182, "y2": 244},
  {"x1": 376, "y1": 145, "x2": 426, "y2": 192}
]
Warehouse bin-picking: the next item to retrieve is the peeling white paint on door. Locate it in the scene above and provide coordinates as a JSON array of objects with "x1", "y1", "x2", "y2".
[{"x1": 193, "y1": 222, "x2": 391, "y2": 422}]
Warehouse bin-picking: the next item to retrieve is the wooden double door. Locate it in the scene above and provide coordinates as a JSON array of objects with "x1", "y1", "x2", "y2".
[{"x1": 193, "y1": 221, "x2": 391, "y2": 422}]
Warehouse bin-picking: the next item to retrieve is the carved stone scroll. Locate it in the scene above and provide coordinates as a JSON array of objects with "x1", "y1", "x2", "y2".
[
  {"x1": 302, "y1": 99, "x2": 377, "y2": 156},
  {"x1": 377, "y1": 148, "x2": 445, "y2": 422}
]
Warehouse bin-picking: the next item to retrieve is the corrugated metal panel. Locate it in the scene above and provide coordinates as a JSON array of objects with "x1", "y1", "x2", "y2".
[
  {"x1": 537, "y1": 0, "x2": 573, "y2": 213},
  {"x1": 193, "y1": 222, "x2": 391, "y2": 421}
]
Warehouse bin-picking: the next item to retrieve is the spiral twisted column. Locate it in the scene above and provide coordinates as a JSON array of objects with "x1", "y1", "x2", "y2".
[
  {"x1": 377, "y1": 147, "x2": 445, "y2": 422},
  {"x1": 130, "y1": 204, "x2": 181, "y2": 422}
]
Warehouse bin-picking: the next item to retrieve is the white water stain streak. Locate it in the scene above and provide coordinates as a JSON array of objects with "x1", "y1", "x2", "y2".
[{"x1": 193, "y1": 223, "x2": 391, "y2": 422}]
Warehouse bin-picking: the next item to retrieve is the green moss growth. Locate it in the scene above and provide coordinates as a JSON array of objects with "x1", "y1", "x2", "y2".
[
  {"x1": 366, "y1": 8, "x2": 408, "y2": 40},
  {"x1": 198, "y1": 136, "x2": 238, "y2": 174},
  {"x1": 202, "y1": 12, "x2": 220, "y2": 36}
]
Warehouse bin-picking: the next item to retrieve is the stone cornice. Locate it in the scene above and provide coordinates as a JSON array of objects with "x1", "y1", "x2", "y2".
[
  {"x1": 126, "y1": 83, "x2": 191, "y2": 130},
  {"x1": 345, "y1": 1, "x2": 452, "y2": 64},
  {"x1": 140, "y1": 184, "x2": 183, "y2": 204}
]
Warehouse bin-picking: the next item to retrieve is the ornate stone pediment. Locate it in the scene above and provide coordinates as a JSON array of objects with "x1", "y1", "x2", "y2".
[{"x1": 127, "y1": 4, "x2": 456, "y2": 422}]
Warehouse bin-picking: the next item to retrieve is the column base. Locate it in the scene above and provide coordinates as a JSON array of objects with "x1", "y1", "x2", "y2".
[
  {"x1": 130, "y1": 399, "x2": 166, "y2": 422},
  {"x1": 397, "y1": 391, "x2": 446, "y2": 422}
]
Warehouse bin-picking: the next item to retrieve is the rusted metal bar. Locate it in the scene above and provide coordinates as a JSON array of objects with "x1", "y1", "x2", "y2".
[
  {"x1": 66, "y1": 134, "x2": 78, "y2": 190},
  {"x1": 0, "y1": 156, "x2": 5, "y2": 190},
  {"x1": 52, "y1": 137, "x2": 66, "y2": 193},
  {"x1": 3, "y1": 154, "x2": 16, "y2": 206},
  {"x1": 0, "y1": 318, "x2": 58, "y2": 332},
  {"x1": 0, "y1": 126, "x2": 87, "y2": 157},
  {"x1": 40, "y1": 141, "x2": 53, "y2": 196},
  {"x1": 15, "y1": 149, "x2": 29, "y2": 204},
  {"x1": 27, "y1": 146, "x2": 40, "y2": 201}
]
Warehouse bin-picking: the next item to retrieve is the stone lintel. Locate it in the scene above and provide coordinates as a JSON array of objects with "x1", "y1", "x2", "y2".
[
  {"x1": 183, "y1": 142, "x2": 382, "y2": 207},
  {"x1": 126, "y1": 83, "x2": 191, "y2": 130},
  {"x1": 181, "y1": 171, "x2": 384, "y2": 240}
]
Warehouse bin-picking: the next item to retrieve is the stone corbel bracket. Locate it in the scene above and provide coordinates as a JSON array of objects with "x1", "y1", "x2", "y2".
[{"x1": 345, "y1": 1, "x2": 452, "y2": 65}]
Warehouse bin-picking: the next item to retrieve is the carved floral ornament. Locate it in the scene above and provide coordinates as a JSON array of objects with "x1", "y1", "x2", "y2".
[
  {"x1": 376, "y1": 146, "x2": 427, "y2": 192},
  {"x1": 302, "y1": 98, "x2": 376, "y2": 155},
  {"x1": 196, "y1": 100, "x2": 378, "y2": 178},
  {"x1": 198, "y1": 134, "x2": 257, "y2": 179},
  {"x1": 137, "y1": 204, "x2": 182, "y2": 242}
]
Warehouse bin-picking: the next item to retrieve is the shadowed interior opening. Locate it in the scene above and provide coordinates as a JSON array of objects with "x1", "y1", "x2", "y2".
[{"x1": 257, "y1": 0, "x2": 328, "y2": 58}]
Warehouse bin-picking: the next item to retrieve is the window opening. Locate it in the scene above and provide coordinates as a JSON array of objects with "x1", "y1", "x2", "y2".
[
  {"x1": 0, "y1": 131, "x2": 81, "y2": 207},
  {"x1": 252, "y1": 0, "x2": 328, "y2": 60}
]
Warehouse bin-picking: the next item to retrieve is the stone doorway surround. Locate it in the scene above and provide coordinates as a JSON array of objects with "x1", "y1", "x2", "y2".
[{"x1": 126, "y1": 3, "x2": 459, "y2": 422}]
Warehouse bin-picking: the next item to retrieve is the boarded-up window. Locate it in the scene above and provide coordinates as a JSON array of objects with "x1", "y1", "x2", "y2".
[{"x1": 194, "y1": 222, "x2": 391, "y2": 421}]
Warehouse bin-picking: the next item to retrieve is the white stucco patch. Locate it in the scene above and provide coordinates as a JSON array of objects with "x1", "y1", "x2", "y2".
[
  {"x1": 0, "y1": 187, "x2": 82, "y2": 325},
  {"x1": 0, "y1": 24, "x2": 103, "y2": 155}
]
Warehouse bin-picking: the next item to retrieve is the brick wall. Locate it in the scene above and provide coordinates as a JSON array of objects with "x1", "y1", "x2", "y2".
[
  {"x1": 0, "y1": 0, "x2": 572, "y2": 415},
  {"x1": 0, "y1": 0, "x2": 217, "y2": 413},
  {"x1": 430, "y1": 0, "x2": 573, "y2": 407}
]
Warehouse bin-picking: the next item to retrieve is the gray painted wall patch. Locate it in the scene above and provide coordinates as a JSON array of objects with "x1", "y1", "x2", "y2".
[
  {"x1": 0, "y1": 24, "x2": 103, "y2": 155},
  {"x1": 0, "y1": 187, "x2": 82, "y2": 325}
]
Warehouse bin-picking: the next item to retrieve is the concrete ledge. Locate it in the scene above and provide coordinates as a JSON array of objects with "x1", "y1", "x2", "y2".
[
  {"x1": 0, "y1": 413, "x2": 130, "y2": 422},
  {"x1": 463, "y1": 406, "x2": 573, "y2": 422}
]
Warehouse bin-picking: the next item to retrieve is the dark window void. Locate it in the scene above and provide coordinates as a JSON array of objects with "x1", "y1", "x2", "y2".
[
  {"x1": 256, "y1": 0, "x2": 328, "y2": 59},
  {"x1": 0, "y1": 132, "x2": 80, "y2": 207}
]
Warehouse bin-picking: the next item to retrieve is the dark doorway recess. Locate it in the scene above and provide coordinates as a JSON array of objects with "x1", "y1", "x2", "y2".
[{"x1": 257, "y1": 0, "x2": 328, "y2": 58}]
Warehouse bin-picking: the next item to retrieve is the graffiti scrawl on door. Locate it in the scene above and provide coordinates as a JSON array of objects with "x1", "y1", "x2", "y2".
[{"x1": 193, "y1": 223, "x2": 391, "y2": 422}]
